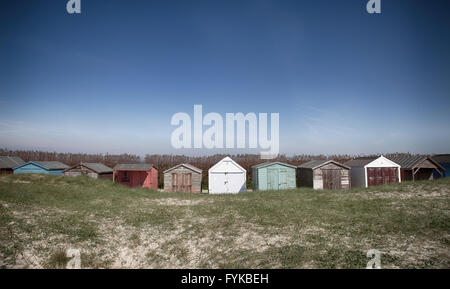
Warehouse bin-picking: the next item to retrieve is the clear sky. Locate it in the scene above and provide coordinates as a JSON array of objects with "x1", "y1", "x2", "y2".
[{"x1": 0, "y1": 0, "x2": 449, "y2": 156}]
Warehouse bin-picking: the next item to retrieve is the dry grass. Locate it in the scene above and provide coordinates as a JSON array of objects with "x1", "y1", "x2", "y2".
[{"x1": 0, "y1": 174, "x2": 449, "y2": 269}]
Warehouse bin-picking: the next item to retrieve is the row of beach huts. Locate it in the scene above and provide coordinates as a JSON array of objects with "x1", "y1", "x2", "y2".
[{"x1": 0, "y1": 155, "x2": 449, "y2": 193}]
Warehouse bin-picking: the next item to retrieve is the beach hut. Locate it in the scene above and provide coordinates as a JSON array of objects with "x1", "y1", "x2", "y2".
[
  {"x1": 113, "y1": 164, "x2": 158, "y2": 190},
  {"x1": 163, "y1": 164, "x2": 202, "y2": 193},
  {"x1": 389, "y1": 155, "x2": 444, "y2": 181},
  {"x1": 432, "y1": 154, "x2": 450, "y2": 178},
  {"x1": 0, "y1": 156, "x2": 25, "y2": 174},
  {"x1": 63, "y1": 162, "x2": 113, "y2": 180},
  {"x1": 297, "y1": 160, "x2": 350, "y2": 190},
  {"x1": 345, "y1": 156, "x2": 401, "y2": 188},
  {"x1": 13, "y1": 161, "x2": 69, "y2": 176},
  {"x1": 208, "y1": 156, "x2": 246, "y2": 194},
  {"x1": 252, "y1": 162, "x2": 296, "y2": 191}
]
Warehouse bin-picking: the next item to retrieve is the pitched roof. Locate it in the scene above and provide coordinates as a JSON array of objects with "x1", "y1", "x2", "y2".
[
  {"x1": 388, "y1": 155, "x2": 422, "y2": 169},
  {"x1": 344, "y1": 157, "x2": 377, "y2": 167},
  {"x1": 164, "y1": 163, "x2": 202, "y2": 174},
  {"x1": 83, "y1": 163, "x2": 113, "y2": 173},
  {"x1": 64, "y1": 162, "x2": 113, "y2": 174},
  {"x1": 208, "y1": 156, "x2": 246, "y2": 173},
  {"x1": 0, "y1": 156, "x2": 25, "y2": 169},
  {"x1": 389, "y1": 155, "x2": 444, "y2": 170},
  {"x1": 113, "y1": 163, "x2": 153, "y2": 171},
  {"x1": 252, "y1": 162, "x2": 296, "y2": 169},
  {"x1": 299, "y1": 160, "x2": 350, "y2": 170},
  {"x1": 432, "y1": 154, "x2": 450, "y2": 164},
  {"x1": 33, "y1": 161, "x2": 70, "y2": 170}
]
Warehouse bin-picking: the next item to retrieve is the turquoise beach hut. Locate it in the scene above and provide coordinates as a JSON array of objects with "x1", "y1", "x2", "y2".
[{"x1": 252, "y1": 162, "x2": 297, "y2": 191}]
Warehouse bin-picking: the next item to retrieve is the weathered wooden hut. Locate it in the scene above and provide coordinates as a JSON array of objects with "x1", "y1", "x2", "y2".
[
  {"x1": 63, "y1": 163, "x2": 113, "y2": 180},
  {"x1": 0, "y1": 156, "x2": 25, "y2": 174},
  {"x1": 163, "y1": 164, "x2": 202, "y2": 193},
  {"x1": 208, "y1": 156, "x2": 246, "y2": 194},
  {"x1": 113, "y1": 164, "x2": 158, "y2": 190},
  {"x1": 13, "y1": 161, "x2": 69, "y2": 176},
  {"x1": 252, "y1": 162, "x2": 296, "y2": 191},
  {"x1": 389, "y1": 155, "x2": 444, "y2": 181},
  {"x1": 345, "y1": 156, "x2": 401, "y2": 188},
  {"x1": 297, "y1": 160, "x2": 350, "y2": 190},
  {"x1": 432, "y1": 154, "x2": 450, "y2": 178}
]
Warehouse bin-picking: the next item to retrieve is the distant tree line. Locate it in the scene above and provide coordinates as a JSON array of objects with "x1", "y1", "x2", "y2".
[
  {"x1": 2, "y1": 148, "x2": 421, "y2": 188},
  {"x1": 0, "y1": 149, "x2": 140, "y2": 168}
]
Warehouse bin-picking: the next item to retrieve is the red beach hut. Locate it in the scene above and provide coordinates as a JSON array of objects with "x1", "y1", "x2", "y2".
[{"x1": 113, "y1": 164, "x2": 158, "y2": 190}]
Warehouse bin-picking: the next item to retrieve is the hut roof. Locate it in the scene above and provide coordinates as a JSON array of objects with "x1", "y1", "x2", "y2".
[
  {"x1": 64, "y1": 163, "x2": 113, "y2": 174},
  {"x1": 0, "y1": 156, "x2": 25, "y2": 169},
  {"x1": 164, "y1": 163, "x2": 202, "y2": 174},
  {"x1": 14, "y1": 161, "x2": 69, "y2": 170},
  {"x1": 34, "y1": 161, "x2": 69, "y2": 170},
  {"x1": 113, "y1": 163, "x2": 154, "y2": 171},
  {"x1": 252, "y1": 162, "x2": 296, "y2": 169},
  {"x1": 209, "y1": 156, "x2": 246, "y2": 173},
  {"x1": 389, "y1": 155, "x2": 444, "y2": 170},
  {"x1": 344, "y1": 158, "x2": 377, "y2": 167},
  {"x1": 432, "y1": 154, "x2": 450, "y2": 164},
  {"x1": 299, "y1": 160, "x2": 349, "y2": 170}
]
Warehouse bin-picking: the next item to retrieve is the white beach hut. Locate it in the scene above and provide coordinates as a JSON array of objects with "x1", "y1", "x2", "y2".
[
  {"x1": 208, "y1": 156, "x2": 246, "y2": 194},
  {"x1": 345, "y1": 155, "x2": 401, "y2": 188}
]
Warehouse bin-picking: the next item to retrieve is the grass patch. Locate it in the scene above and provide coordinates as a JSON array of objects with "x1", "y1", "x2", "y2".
[
  {"x1": 0, "y1": 174, "x2": 449, "y2": 268},
  {"x1": 45, "y1": 249, "x2": 71, "y2": 269}
]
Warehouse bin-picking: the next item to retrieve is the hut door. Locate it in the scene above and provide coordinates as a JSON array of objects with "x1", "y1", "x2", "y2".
[
  {"x1": 172, "y1": 173, "x2": 192, "y2": 192},
  {"x1": 182, "y1": 173, "x2": 192, "y2": 193},
  {"x1": 172, "y1": 173, "x2": 178, "y2": 191},
  {"x1": 367, "y1": 168, "x2": 398, "y2": 186},
  {"x1": 279, "y1": 170, "x2": 288, "y2": 190},
  {"x1": 221, "y1": 173, "x2": 229, "y2": 193},
  {"x1": 267, "y1": 169, "x2": 278, "y2": 190},
  {"x1": 323, "y1": 169, "x2": 341, "y2": 190}
]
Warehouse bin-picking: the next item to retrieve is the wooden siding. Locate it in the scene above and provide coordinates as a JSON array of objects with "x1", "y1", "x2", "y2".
[
  {"x1": 367, "y1": 167, "x2": 398, "y2": 187},
  {"x1": 63, "y1": 165, "x2": 113, "y2": 180},
  {"x1": 0, "y1": 169, "x2": 13, "y2": 175},
  {"x1": 113, "y1": 168, "x2": 158, "y2": 190},
  {"x1": 297, "y1": 167, "x2": 313, "y2": 188},
  {"x1": 164, "y1": 165, "x2": 202, "y2": 193},
  {"x1": 401, "y1": 168, "x2": 435, "y2": 182},
  {"x1": 298, "y1": 163, "x2": 350, "y2": 190},
  {"x1": 253, "y1": 163, "x2": 296, "y2": 191}
]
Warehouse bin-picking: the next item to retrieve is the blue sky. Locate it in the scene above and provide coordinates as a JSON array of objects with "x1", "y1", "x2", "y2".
[{"x1": 0, "y1": 0, "x2": 449, "y2": 156}]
